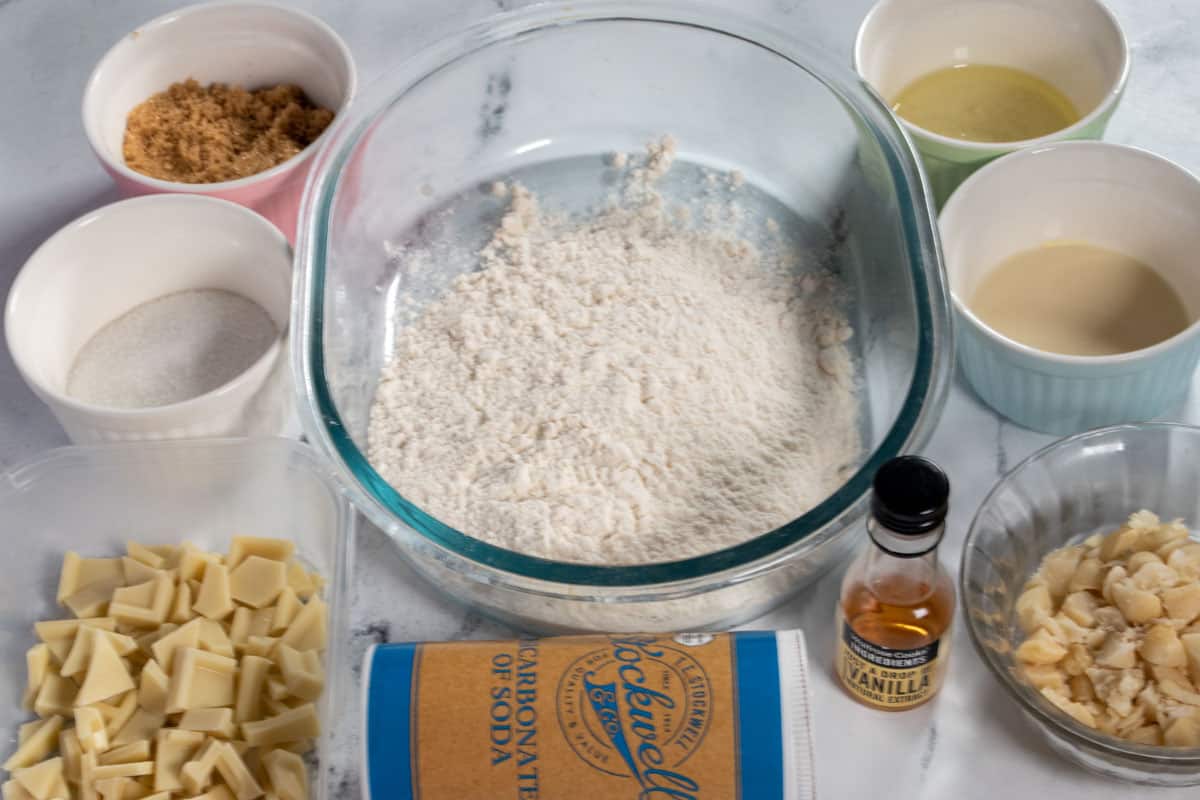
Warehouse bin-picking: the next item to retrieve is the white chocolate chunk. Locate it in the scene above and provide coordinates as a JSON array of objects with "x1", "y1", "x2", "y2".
[
  {"x1": 279, "y1": 597, "x2": 326, "y2": 652},
  {"x1": 76, "y1": 705, "x2": 111, "y2": 754},
  {"x1": 263, "y1": 695, "x2": 292, "y2": 717},
  {"x1": 112, "y1": 708, "x2": 166, "y2": 748},
  {"x1": 177, "y1": 708, "x2": 237, "y2": 739},
  {"x1": 229, "y1": 556, "x2": 287, "y2": 609},
  {"x1": 99, "y1": 740, "x2": 151, "y2": 765},
  {"x1": 211, "y1": 742, "x2": 262, "y2": 800},
  {"x1": 285, "y1": 561, "x2": 318, "y2": 601},
  {"x1": 76, "y1": 633, "x2": 136, "y2": 707},
  {"x1": 58, "y1": 553, "x2": 125, "y2": 604},
  {"x1": 170, "y1": 580, "x2": 195, "y2": 625},
  {"x1": 16, "y1": 721, "x2": 40, "y2": 746},
  {"x1": 34, "y1": 673, "x2": 77, "y2": 718},
  {"x1": 35, "y1": 618, "x2": 117, "y2": 643},
  {"x1": 276, "y1": 645, "x2": 324, "y2": 701},
  {"x1": 58, "y1": 729, "x2": 82, "y2": 784},
  {"x1": 126, "y1": 542, "x2": 165, "y2": 570},
  {"x1": 227, "y1": 537, "x2": 294, "y2": 570},
  {"x1": 102, "y1": 691, "x2": 139, "y2": 740},
  {"x1": 179, "y1": 739, "x2": 222, "y2": 795},
  {"x1": 186, "y1": 785, "x2": 235, "y2": 800},
  {"x1": 166, "y1": 648, "x2": 237, "y2": 713},
  {"x1": 228, "y1": 607, "x2": 252, "y2": 648},
  {"x1": 153, "y1": 729, "x2": 205, "y2": 794},
  {"x1": 109, "y1": 574, "x2": 173, "y2": 629},
  {"x1": 90, "y1": 758, "x2": 154, "y2": 780},
  {"x1": 2, "y1": 716, "x2": 63, "y2": 771},
  {"x1": 62, "y1": 627, "x2": 138, "y2": 679},
  {"x1": 270, "y1": 588, "x2": 300, "y2": 635},
  {"x1": 138, "y1": 659, "x2": 169, "y2": 714},
  {"x1": 1, "y1": 779, "x2": 35, "y2": 800},
  {"x1": 12, "y1": 756, "x2": 68, "y2": 800},
  {"x1": 121, "y1": 556, "x2": 161, "y2": 586},
  {"x1": 263, "y1": 749, "x2": 307, "y2": 800},
  {"x1": 65, "y1": 583, "x2": 114, "y2": 618},
  {"x1": 178, "y1": 549, "x2": 221, "y2": 583},
  {"x1": 234, "y1": 656, "x2": 272, "y2": 724},
  {"x1": 243, "y1": 638, "x2": 278, "y2": 660},
  {"x1": 192, "y1": 564, "x2": 234, "y2": 621},
  {"x1": 150, "y1": 619, "x2": 202, "y2": 674},
  {"x1": 22, "y1": 645, "x2": 51, "y2": 711},
  {"x1": 95, "y1": 775, "x2": 141, "y2": 800},
  {"x1": 276, "y1": 738, "x2": 314, "y2": 756},
  {"x1": 197, "y1": 620, "x2": 235, "y2": 659},
  {"x1": 248, "y1": 608, "x2": 274, "y2": 640},
  {"x1": 241, "y1": 704, "x2": 319, "y2": 748}
]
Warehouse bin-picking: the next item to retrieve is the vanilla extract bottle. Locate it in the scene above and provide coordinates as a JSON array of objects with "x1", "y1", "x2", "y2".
[{"x1": 835, "y1": 455, "x2": 954, "y2": 711}]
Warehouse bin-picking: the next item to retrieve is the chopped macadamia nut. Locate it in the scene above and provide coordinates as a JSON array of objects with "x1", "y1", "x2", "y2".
[{"x1": 1016, "y1": 511, "x2": 1200, "y2": 748}]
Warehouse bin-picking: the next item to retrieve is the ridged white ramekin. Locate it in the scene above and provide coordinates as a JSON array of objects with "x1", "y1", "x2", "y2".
[{"x1": 941, "y1": 142, "x2": 1200, "y2": 435}]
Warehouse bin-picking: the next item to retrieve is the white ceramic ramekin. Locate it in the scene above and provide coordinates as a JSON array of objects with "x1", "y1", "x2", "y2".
[
  {"x1": 854, "y1": 0, "x2": 1128, "y2": 206},
  {"x1": 940, "y1": 141, "x2": 1200, "y2": 435},
  {"x1": 5, "y1": 195, "x2": 293, "y2": 444},
  {"x1": 82, "y1": 1, "x2": 356, "y2": 243}
]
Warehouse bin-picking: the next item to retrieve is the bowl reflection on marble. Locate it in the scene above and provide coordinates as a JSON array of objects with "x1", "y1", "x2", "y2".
[
  {"x1": 294, "y1": 1, "x2": 953, "y2": 632},
  {"x1": 962, "y1": 422, "x2": 1200, "y2": 786}
]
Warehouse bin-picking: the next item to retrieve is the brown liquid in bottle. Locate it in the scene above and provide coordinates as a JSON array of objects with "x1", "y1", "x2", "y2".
[
  {"x1": 841, "y1": 572, "x2": 955, "y2": 652},
  {"x1": 834, "y1": 455, "x2": 954, "y2": 711},
  {"x1": 836, "y1": 569, "x2": 955, "y2": 711}
]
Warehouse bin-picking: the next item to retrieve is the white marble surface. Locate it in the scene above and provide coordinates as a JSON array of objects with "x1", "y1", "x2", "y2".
[{"x1": 3, "y1": 1, "x2": 1200, "y2": 797}]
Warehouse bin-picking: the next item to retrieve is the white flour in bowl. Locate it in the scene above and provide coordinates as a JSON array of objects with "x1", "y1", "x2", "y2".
[{"x1": 367, "y1": 140, "x2": 860, "y2": 565}]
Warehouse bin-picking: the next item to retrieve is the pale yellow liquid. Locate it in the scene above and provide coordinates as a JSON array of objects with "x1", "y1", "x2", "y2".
[
  {"x1": 970, "y1": 243, "x2": 1191, "y2": 356},
  {"x1": 892, "y1": 64, "x2": 1081, "y2": 142}
]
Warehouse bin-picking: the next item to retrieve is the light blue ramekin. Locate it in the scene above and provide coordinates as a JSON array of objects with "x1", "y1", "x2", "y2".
[{"x1": 941, "y1": 142, "x2": 1200, "y2": 435}]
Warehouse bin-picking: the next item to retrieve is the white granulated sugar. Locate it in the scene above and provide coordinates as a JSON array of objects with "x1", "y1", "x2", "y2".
[
  {"x1": 368, "y1": 139, "x2": 860, "y2": 565},
  {"x1": 68, "y1": 289, "x2": 277, "y2": 409}
]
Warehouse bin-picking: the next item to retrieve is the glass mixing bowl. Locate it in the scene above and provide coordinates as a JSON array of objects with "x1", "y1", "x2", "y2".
[
  {"x1": 293, "y1": 1, "x2": 952, "y2": 631},
  {"x1": 963, "y1": 423, "x2": 1200, "y2": 785}
]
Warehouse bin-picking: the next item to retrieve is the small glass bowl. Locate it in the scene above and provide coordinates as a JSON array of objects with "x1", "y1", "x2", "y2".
[{"x1": 962, "y1": 422, "x2": 1200, "y2": 786}]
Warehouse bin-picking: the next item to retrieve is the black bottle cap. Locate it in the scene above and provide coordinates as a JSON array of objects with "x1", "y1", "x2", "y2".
[{"x1": 871, "y1": 455, "x2": 949, "y2": 535}]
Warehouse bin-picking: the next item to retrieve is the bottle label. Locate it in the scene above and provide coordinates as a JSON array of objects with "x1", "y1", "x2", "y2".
[
  {"x1": 835, "y1": 623, "x2": 942, "y2": 710},
  {"x1": 364, "y1": 632, "x2": 797, "y2": 800}
]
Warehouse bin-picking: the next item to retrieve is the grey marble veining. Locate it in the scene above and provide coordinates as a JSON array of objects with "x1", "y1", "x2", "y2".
[{"x1": 3, "y1": 1, "x2": 1200, "y2": 797}]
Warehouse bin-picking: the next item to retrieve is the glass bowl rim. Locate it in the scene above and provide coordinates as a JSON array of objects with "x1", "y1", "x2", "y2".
[
  {"x1": 294, "y1": 0, "x2": 951, "y2": 587},
  {"x1": 961, "y1": 420, "x2": 1200, "y2": 766}
]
